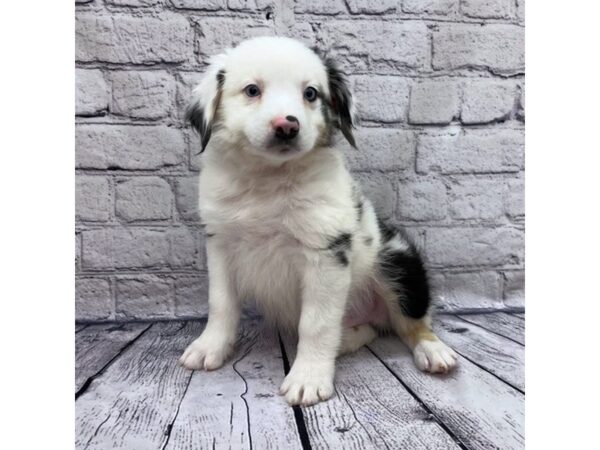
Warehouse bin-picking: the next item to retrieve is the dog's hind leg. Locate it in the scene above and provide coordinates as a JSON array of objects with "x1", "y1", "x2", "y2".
[
  {"x1": 376, "y1": 226, "x2": 458, "y2": 373},
  {"x1": 388, "y1": 312, "x2": 458, "y2": 373},
  {"x1": 339, "y1": 324, "x2": 378, "y2": 355}
]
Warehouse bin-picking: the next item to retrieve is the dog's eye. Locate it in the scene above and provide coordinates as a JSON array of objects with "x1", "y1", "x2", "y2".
[
  {"x1": 244, "y1": 84, "x2": 261, "y2": 98},
  {"x1": 304, "y1": 87, "x2": 318, "y2": 102}
]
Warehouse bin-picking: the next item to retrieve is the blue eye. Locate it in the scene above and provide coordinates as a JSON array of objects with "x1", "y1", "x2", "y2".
[
  {"x1": 304, "y1": 87, "x2": 318, "y2": 102},
  {"x1": 244, "y1": 84, "x2": 261, "y2": 97}
]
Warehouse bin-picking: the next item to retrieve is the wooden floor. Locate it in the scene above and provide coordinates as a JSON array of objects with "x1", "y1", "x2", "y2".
[{"x1": 75, "y1": 312, "x2": 525, "y2": 449}]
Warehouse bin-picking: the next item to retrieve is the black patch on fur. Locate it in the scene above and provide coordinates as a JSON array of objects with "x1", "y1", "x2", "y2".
[
  {"x1": 328, "y1": 233, "x2": 352, "y2": 266},
  {"x1": 378, "y1": 224, "x2": 431, "y2": 319},
  {"x1": 185, "y1": 69, "x2": 226, "y2": 153},
  {"x1": 377, "y1": 216, "x2": 396, "y2": 243},
  {"x1": 323, "y1": 58, "x2": 356, "y2": 148}
]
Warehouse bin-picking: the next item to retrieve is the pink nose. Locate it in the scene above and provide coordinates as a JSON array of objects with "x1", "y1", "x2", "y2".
[{"x1": 271, "y1": 115, "x2": 300, "y2": 140}]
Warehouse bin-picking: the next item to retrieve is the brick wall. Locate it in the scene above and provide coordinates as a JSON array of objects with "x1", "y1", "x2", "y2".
[{"x1": 75, "y1": 0, "x2": 525, "y2": 321}]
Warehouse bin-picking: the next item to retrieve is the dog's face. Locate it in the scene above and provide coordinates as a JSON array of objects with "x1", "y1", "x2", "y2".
[{"x1": 187, "y1": 37, "x2": 355, "y2": 163}]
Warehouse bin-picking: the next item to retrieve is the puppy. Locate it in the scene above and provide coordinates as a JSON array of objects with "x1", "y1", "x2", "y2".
[{"x1": 179, "y1": 36, "x2": 458, "y2": 406}]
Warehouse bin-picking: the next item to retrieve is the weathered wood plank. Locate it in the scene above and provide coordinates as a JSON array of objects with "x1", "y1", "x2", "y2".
[
  {"x1": 165, "y1": 321, "x2": 302, "y2": 450},
  {"x1": 512, "y1": 313, "x2": 525, "y2": 319},
  {"x1": 76, "y1": 324, "x2": 88, "y2": 332},
  {"x1": 76, "y1": 321, "x2": 198, "y2": 450},
  {"x1": 75, "y1": 322, "x2": 150, "y2": 394},
  {"x1": 369, "y1": 336, "x2": 525, "y2": 450},
  {"x1": 458, "y1": 313, "x2": 525, "y2": 345},
  {"x1": 436, "y1": 316, "x2": 525, "y2": 391},
  {"x1": 281, "y1": 333, "x2": 460, "y2": 449}
]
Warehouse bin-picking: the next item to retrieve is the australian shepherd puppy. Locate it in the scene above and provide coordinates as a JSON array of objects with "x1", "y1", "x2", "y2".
[{"x1": 179, "y1": 36, "x2": 457, "y2": 406}]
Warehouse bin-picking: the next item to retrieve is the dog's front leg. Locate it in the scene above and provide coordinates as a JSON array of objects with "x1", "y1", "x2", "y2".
[
  {"x1": 280, "y1": 252, "x2": 350, "y2": 406},
  {"x1": 180, "y1": 239, "x2": 240, "y2": 371}
]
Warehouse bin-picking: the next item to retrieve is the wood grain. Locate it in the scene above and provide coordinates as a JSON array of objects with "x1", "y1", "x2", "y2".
[
  {"x1": 75, "y1": 322, "x2": 150, "y2": 393},
  {"x1": 369, "y1": 335, "x2": 525, "y2": 450},
  {"x1": 458, "y1": 313, "x2": 525, "y2": 345},
  {"x1": 435, "y1": 315, "x2": 525, "y2": 391},
  {"x1": 76, "y1": 321, "x2": 198, "y2": 450},
  {"x1": 165, "y1": 321, "x2": 302, "y2": 450},
  {"x1": 281, "y1": 333, "x2": 460, "y2": 449}
]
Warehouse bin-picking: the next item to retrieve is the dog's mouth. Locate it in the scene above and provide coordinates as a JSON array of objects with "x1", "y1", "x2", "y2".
[
  {"x1": 278, "y1": 146, "x2": 298, "y2": 154},
  {"x1": 266, "y1": 140, "x2": 301, "y2": 155}
]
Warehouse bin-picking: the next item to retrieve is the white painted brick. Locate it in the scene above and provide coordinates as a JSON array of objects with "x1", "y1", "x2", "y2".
[
  {"x1": 517, "y1": 83, "x2": 525, "y2": 121},
  {"x1": 115, "y1": 275, "x2": 174, "y2": 319},
  {"x1": 354, "y1": 172, "x2": 397, "y2": 219},
  {"x1": 352, "y1": 76, "x2": 410, "y2": 122},
  {"x1": 433, "y1": 24, "x2": 524, "y2": 74},
  {"x1": 170, "y1": 0, "x2": 227, "y2": 9},
  {"x1": 174, "y1": 275, "x2": 209, "y2": 317},
  {"x1": 76, "y1": 277, "x2": 113, "y2": 320},
  {"x1": 417, "y1": 129, "x2": 524, "y2": 174},
  {"x1": 76, "y1": 232, "x2": 82, "y2": 271},
  {"x1": 461, "y1": 0, "x2": 514, "y2": 19},
  {"x1": 174, "y1": 176, "x2": 200, "y2": 221},
  {"x1": 107, "y1": 0, "x2": 160, "y2": 6},
  {"x1": 341, "y1": 128, "x2": 415, "y2": 171},
  {"x1": 75, "y1": 69, "x2": 109, "y2": 116},
  {"x1": 76, "y1": 176, "x2": 111, "y2": 222},
  {"x1": 461, "y1": 80, "x2": 516, "y2": 124},
  {"x1": 295, "y1": 0, "x2": 346, "y2": 14},
  {"x1": 397, "y1": 179, "x2": 447, "y2": 221},
  {"x1": 110, "y1": 71, "x2": 176, "y2": 119},
  {"x1": 227, "y1": 0, "x2": 273, "y2": 10},
  {"x1": 346, "y1": 0, "x2": 398, "y2": 14},
  {"x1": 75, "y1": 14, "x2": 192, "y2": 64},
  {"x1": 115, "y1": 177, "x2": 173, "y2": 222},
  {"x1": 409, "y1": 80, "x2": 460, "y2": 125},
  {"x1": 448, "y1": 178, "x2": 507, "y2": 220},
  {"x1": 81, "y1": 227, "x2": 200, "y2": 270},
  {"x1": 430, "y1": 271, "x2": 504, "y2": 311},
  {"x1": 76, "y1": 125, "x2": 186, "y2": 170},
  {"x1": 425, "y1": 226, "x2": 524, "y2": 267},
  {"x1": 516, "y1": 0, "x2": 525, "y2": 22},
  {"x1": 402, "y1": 0, "x2": 458, "y2": 15},
  {"x1": 319, "y1": 21, "x2": 430, "y2": 72},
  {"x1": 505, "y1": 177, "x2": 524, "y2": 219},
  {"x1": 196, "y1": 19, "x2": 275, "y2": 58},
  {"x1": 503, "y1": 270, "x2": 524, "y2": 308}
]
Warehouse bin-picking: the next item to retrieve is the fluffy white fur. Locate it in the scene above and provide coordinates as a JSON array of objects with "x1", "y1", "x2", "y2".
[{"x1": 179, "y1": 37, "x2": 457, "y2": 406}]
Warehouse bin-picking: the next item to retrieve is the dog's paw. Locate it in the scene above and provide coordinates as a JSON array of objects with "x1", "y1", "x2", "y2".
[
  {"x1": 413, "y1": 339, "x2": 458, "y2": 374},
  {"x1": 179, "y1": 332, "x2": 234, "y2": 371},
  {"x1": 279, "y1": 364, "x2": 334, "y2": 406}
]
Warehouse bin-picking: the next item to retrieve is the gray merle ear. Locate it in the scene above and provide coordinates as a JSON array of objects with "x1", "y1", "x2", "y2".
[
  {"x1": 185, "y1": 54, "x2": 227, "y2": 153},
  {"x1": 324, "y1": 58, "x2": 356, "y2": 148}
]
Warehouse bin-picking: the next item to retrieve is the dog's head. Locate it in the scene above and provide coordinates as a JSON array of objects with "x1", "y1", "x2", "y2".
[{"x1": 186, "y1": 36, "x2": 356, "y2": 163}]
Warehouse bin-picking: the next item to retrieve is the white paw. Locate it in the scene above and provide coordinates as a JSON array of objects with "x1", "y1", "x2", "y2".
[
  {"x1": 179, "y1": 331, "x2": 234, "y2": 371},
  {"x1": 279, "y1": 364, "x2": 334, "y2": 406},
  {"x1": 413, "y1": 339, "x2": 458, "y2": 374}
]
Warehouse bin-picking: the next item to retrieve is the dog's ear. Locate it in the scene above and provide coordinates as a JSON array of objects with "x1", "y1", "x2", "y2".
[
  {"x1": 324, "y1": 58, "x2": 357, "y2": 148},
  {"x1": 185, "y1": 53, "x2": 228, "y2": 153}
]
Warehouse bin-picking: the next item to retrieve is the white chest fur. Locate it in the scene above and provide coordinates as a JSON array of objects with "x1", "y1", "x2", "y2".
[{"x1": 198, "y1": 147, "x2": 357, "y2": 325}]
